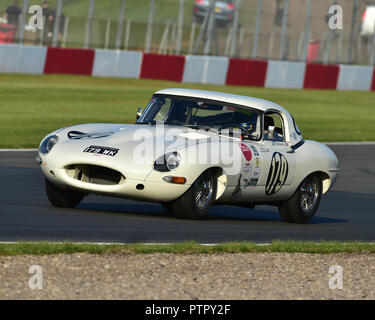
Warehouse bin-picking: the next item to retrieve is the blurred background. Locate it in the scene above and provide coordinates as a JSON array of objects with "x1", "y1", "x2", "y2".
[{"x1": 0, "y1": 0, "x2": 374, "y2": 66}]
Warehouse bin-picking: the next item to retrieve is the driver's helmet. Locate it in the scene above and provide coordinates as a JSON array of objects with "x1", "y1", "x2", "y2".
[{"x1": 235, "y1": 111, "x2": 258, "y2": 134}]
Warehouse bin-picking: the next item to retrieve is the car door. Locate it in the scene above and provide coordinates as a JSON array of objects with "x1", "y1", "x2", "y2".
[{"x1": 256, "y1": 110, "x2": 296, "y2": 200}]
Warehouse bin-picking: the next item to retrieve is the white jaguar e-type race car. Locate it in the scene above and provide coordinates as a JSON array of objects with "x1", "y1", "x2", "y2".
[{"x1": 37, "y1": 88, "x2": 339, "y2": 223}]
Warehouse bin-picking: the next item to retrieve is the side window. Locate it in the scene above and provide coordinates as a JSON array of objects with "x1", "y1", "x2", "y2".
[{"x1": 263, "y1": 111, "x2": 285, "y2": 141}]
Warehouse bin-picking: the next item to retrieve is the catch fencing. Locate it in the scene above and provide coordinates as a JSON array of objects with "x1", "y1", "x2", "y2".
[{"x1": 0, "y1": 0, "x2": 374, "y2": 66}]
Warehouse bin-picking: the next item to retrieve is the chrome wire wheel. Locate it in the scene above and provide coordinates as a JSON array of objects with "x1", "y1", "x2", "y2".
[
  {"x1": 193, "y1": 174, "x2": 214, "y2": 210},
  {"x1": 171, "y1": 170, "x2": 217, "y2": 219},
  {"x1": 299, "y1": 175, "x2": 319, "y2": 214},
  {"x1": 279, "y1": 174, "x2": 322, "y2": 224}
]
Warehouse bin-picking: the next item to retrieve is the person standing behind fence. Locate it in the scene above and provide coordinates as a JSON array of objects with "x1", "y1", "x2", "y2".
[
  {"x1": 42, "y1": 0, "x2": 52, "y2": 30},
  {"x1": 42, "y1": 0, "x2": 51, "y2": 18},
  {"x1": 36, "y1": 1, "x2": 51, "y2": 45},
  {"x1": 273, "y1": 0, "x2": 289, "y2": 59},
  {"x1": 2, "y1": 0, "x2": 22, "y2": 26},
  {"x1": 44, "y1": 7, "x2": 65, "y2": 47},
  {"x1": 274, "y1": 0, "x2": 285, "y2": 27},
  {"x1": 43, "y1": 1, "x2": 55, "y2": 38}
]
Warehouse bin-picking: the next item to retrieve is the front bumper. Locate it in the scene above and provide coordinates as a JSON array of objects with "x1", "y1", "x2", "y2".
[{"x1": 40, "y1": 162, "x2": 190, "y2": 202}]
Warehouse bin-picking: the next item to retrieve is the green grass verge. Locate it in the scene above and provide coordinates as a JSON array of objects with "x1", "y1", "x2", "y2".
[
  {"x1": 1, "y1": 241, "x2": 375, "y2": 256},
  {"x1": 0, "y1": 74, "x2": 374, "y2": 148}
]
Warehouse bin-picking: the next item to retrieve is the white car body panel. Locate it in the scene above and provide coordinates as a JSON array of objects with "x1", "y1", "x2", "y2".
[{"x1": 38, "y1": 89, "x2": 339, "y2": 207}]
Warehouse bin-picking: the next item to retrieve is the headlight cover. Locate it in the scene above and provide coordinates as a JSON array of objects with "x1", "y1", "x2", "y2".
[
  {"x1": 39, "y1": 135, "x2": 59, "y2": 155},
  {"x1": 154, "y1": 152, "x2": 181, "y2": 172}
]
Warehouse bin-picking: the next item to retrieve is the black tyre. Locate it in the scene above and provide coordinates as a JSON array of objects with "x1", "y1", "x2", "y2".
[
  {"x1": 45, "y1": 179, "x2": 85, "y2": 208},
  {"x1": 161, "y1": 202, "x2": 173, "y2": 213},
  {"x1": 279, "y1": 174, "x2": 322, "y2": 224},
  {"x1": 169, "y1": 171, "x2": 217, "y2": 219}
]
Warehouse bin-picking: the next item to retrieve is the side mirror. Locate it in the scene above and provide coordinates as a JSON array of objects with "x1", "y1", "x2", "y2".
[
  {"x1": 268, "y1": 126, "x2": 275, "y2": 140},
  {"x1": 136, "y1": 108, "x2": 142, "y2": 120}
]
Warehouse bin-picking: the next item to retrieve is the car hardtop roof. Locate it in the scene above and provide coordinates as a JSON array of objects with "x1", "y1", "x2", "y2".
[{"x1": 154, "y1": 88, "x2": 288, "y2": 114}]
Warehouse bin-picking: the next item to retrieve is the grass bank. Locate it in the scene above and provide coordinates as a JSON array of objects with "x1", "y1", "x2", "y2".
[{"x1": 0, "y1": 74, "x2": 374, "y2": 148}]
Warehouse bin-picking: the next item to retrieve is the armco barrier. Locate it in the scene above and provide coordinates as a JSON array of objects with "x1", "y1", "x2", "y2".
[
  {"x1": 1, "y1": 44, "x2": 375, "y2": 91},
  {"x1": 265, "y1": 61, "x2": 306, "y2": 89},
  {"x1": 183, "y1": 56, "x2": 229, "y2": 85},
  {"x1": 0, "y1": 44, "x2": 46, "y2": 74},
  {"x1": 92, "y1": 49, "x2": 142, "y2": 78},
  {"x1": 182, "y1": 55, "x2": 206, "y2": 84},
  {"x1": 140, "y1": 53, "x2": 185, "y2": 82},
  {"x1": 44, "y1": 47, "x2": 95, "y2": 75},
  {"x1": 303, "y1": 64, "x2": 340, "y2": 90},
  {"x1": 226, "y1": 59, "x2": 268, "y2": 87},
  {"x1": 337, "y1": 65, "x2": 374, "y2": 91}
]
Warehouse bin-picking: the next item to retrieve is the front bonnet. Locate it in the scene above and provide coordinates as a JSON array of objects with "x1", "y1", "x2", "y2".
[{"x1": 43, "y1": 123, "x2": 224, "y2": 180}]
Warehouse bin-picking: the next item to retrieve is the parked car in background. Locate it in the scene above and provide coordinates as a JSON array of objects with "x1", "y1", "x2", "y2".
[
  {"x1": 361, "y1": 5, "x2": 375, "y2": 37},
  {"x1": 0, "y1": 18, "x2": 17, "y2": 44},
  {"x1": 193, "y1": 0, "x2": 235, "y2": 27}
]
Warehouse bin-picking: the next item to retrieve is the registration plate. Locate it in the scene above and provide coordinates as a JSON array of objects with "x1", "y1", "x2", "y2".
[{"x1": 83, "y1": 145, "x2": 119, "y2": 156}]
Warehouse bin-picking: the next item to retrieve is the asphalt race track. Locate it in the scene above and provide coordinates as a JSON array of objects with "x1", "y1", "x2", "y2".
[{"x1": 0, "y1": 144, "x2": 374, "y2": 243}]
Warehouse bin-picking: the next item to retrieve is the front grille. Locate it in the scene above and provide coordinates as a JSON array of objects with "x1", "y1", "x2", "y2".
[{"x1": 65, "y1": 164, "x2": 125, "y2": 185}]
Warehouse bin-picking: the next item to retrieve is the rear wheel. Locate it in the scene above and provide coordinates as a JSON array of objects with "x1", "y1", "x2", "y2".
[
  {"x1": 45, "y1": 179, "x2": 85, "y2": 208},
  {"x1": 167, "y1": 171, "x2": 217, "y2": 219},
  {"x1": 279, "y1": 174, "x2": 322, "y2": 224}
]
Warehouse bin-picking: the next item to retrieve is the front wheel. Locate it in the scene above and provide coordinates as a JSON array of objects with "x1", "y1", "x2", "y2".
[
  {"x1": 167, "y1": 171, "x2": 217, "y2": 219},
  {"x1": 45, "y1": 179, "x2": 85, "y2": 208},
  {"x1": 279, "y1": 174, "x2": 322, "y2": 224}
]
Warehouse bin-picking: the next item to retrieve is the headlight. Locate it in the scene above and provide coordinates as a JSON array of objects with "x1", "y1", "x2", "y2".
[
  {"x1": 154, "y1": 152, "x2": 181, "y2": 172},
  {"x1": 39, "y1": 135, "x2": 59, "y2": 155}
]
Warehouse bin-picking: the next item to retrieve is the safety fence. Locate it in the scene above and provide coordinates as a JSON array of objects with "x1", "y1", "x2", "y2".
[
  {"x1": 1, "y1": 44, "x2": 375, "y2": 91},
  {"x1": 1, "y1": 0, "x2": 375, "y2": 66}
]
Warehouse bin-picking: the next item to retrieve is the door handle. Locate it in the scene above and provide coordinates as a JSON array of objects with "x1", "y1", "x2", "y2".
[{"x1": 287, "y1": 149, "x2": 295, "y2": 154}]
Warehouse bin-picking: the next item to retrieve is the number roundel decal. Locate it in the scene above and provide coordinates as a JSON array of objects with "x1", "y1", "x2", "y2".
[{"x1": 265, "y1": 152, "x2": 289, "y2": 195}]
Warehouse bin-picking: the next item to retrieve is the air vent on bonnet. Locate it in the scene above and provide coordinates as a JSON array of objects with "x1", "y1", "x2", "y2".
[
  {"x1": 65, "y1": 164, "x2": 125, "y2": 185},
  {"x1": 67, "y1": 131, "x2": 114, "y2": 139}
]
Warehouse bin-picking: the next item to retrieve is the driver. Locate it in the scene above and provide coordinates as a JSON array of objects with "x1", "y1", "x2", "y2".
[{"x1": 233, "y1": 109, "x2": 258, "y2": 136}]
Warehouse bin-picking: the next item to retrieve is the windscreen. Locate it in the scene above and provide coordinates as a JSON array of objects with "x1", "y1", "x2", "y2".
[{"x1": 137, "y1": 95, "x2": 262, "y2": 141}]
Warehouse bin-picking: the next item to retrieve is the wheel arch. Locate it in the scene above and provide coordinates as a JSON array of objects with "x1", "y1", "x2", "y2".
[
  {"x1": 204, "y1": 166, "x2": 227, "y2": 200},
  {"x1": 301, "y1": 171, "x2": 331, "y2": 195}
]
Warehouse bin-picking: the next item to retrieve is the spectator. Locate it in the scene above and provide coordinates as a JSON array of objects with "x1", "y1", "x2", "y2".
[
  {"x1": 273, "y1": 0, "x2": 289, "y2": 59},
  {"x1": 43, "y1": 1, "x2": 55, "y2": 36},
  {"x1": 3, "y1": 0, "x2": 22, "y2": 26},
  {"x1": 274, "y1": 0, "x2": 285, "y2": 27},
  {"x1": 46, "y1": 9, "x2": 66, "y2": 35},
  {"x1": 42, "y1": 6, "x2": 65, "y2": 47},
  {"x1": 42, "y1": 0, "x2": 51, "y2": 18}
]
